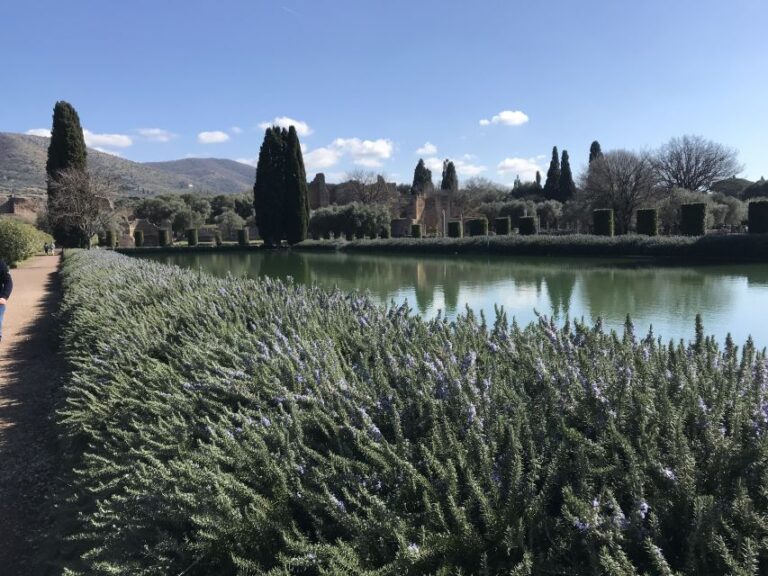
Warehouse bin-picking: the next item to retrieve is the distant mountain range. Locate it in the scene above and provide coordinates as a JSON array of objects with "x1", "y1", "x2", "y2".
[{"x1": 0, "y1": 132, "x2": 255, "y2": 197}]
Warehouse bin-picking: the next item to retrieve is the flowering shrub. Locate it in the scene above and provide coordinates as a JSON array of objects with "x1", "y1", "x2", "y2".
[{"x1": 58, "y1": 250, "x2": 768, "y2": 574}]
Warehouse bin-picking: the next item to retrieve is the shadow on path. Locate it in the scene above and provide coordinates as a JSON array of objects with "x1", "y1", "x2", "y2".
[{"x1": 0, "y1": 269, "x2": 62, "y2": 575}]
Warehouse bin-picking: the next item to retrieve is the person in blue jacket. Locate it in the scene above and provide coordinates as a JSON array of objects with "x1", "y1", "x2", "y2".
[{"x1": 0, "y1": 260, "x2": 13, "y2": 343}]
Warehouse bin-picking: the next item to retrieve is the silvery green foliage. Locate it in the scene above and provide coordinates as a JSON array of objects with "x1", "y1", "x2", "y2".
[{"x1": 58, "y1": 251, "x2": 768, "y2": 575}]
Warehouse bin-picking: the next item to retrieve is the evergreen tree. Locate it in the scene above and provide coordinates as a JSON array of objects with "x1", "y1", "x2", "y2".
[
  {"x1": 254, "y1": 127, "x2": 286, "y2": 246},
  {"x1": 558, "y1": 150, "x2": 577, "y2": 201},
  {"x1": 589, "y1": 140, "x2": 603, "y2": 164},
  {"x1": 283, "y1": 126, "x2": 309, "y2": 244},
  {"x1": 440, "y1": 159, "x2": 458, "y2": 193},
  {"x1": 46, "y1": 100, "x2": 88, "y2": 246},
  {"x1": 535, "y1": 170, "x2": 542, "y2": 190},
  {"x1": 543, "y1": 146, "x2": 560, "y2": 200},
  {"x1": 411, "y1": 159, "x2": 433, "y2": 195}
]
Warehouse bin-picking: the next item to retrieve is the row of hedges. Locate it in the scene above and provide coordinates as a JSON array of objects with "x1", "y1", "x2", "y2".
[
  {"x1": 56, "y1": 250, "x2": 768, "y2": 574},
  {"x1": 298, "y1": 233, "x2": 768, "y2": 261},
  {"x1": 0, "y1": 217, "x2": 52, "y2": 265},
  {"x1": 309, "y1": 202, "x2": 390, "y2": 240}
]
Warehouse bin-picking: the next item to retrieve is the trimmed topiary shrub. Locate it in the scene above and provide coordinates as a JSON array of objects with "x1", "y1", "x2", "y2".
[
  {"x1": 593, "y1": 209, "x2": 615, "y2": 237},
  {"x1": 748, "y1": 201, "x2": 768, "y2": 234},
  {"x1": 680, "y1": 203, "x2": 707, "y2": 236},
  {"x1": 186, "y1": 228, "x2": 199, "y2": 247},
  {"x1": 465, "y1": 218, "x2": 489, "y2": 237},
  {"x1": 0, "y1": 217, "x2": 52, "y2": 265},
  {"x1": 447, "y1": 220, "x2": 463, "y2": 238},
  {"x1": 494, "y1": 216, "x2": 511, "y2": 236},
  {"x1": 237, "y1": 228, "x2": 249, "y2": 246},
  {"x1": 158, "y1": 229, "x2": 172, "y2": 247},
  {"x1": 379, "y1": 226, "x2": 390, "y2": 239},
  {"x1": 518, "y1": 216, "x2": 538, "y2": 236},
  {"x1": 214, "y1": 230, "x2": 223, "y2": 246},
  {"x1": 636, "y1": 208, "x2": 659, "y2": 236},
  {"x1": 133, "y1": 229, "x2": 144, "y2": 247},
  {"x1": 411, "y1": 223, "x2": 423, "y2": 238},
  {"x1": 105, "y1": 230, "x2": 117, "y2": 248}
]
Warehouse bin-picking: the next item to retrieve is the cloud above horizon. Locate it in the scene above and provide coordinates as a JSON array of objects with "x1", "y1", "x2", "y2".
[
  {"x1": 479, "y1": 110, "x2": 529, "y2": 127},
  {"x1": 197, "y1": 130, "x2": 230, "y2": 144},
  {"x1": 258, "y1": 116, "x2": 313, "y2": 137},
  {"x1": 424, "y1": 157, "x2": 487, "y2": 178},
  {"x1": 416, "y1": 142, "x2": 437, "y2": 155},
  {"x1": 136, "y1": 128, "x2": 176, "y2": 142},
  {"x1": 25, "y1": 128, "x2": 51, "y2": 137},
  {"x1": 83, "y1": 129, "x2": 133, "y2": 148},
  {"x1": 301, "y1": 137, "x2": 394, "y2": 172},
  {"x1": 497, "y1": 156, "x2": 542, "y2": 180}
]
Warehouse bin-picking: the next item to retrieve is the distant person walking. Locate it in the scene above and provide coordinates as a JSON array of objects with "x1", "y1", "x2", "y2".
[
  {"x1": 50, "y1": 241, "x2": 56, "y2": 255},
  {"x1": 0, "y1": 259, "x2": 13, "y2": 343},
  {"x1": 44, "y1": 243, "x2": 50, "y2": 255}
]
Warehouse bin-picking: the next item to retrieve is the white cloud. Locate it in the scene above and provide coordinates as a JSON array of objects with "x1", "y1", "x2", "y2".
[
  {"x1": 424, "y1": 157, "x2": 487, "y2": 177},
  {"x1": 235, "y1": 157, "x2": 257, "y2": 167},
  {"x1": 136, "y1": 128, "x2": 176, "y2": 142},
  {"x1": 93, "y1": 147, "x2": 123, "y2": 157},
  {"x1": 83, "y1": 129, "x2": 133, "y2": 148},
  {"x1": 197, "y1": 130, "x2": 230, "y2": 144},
  {"x1": 497, "y1": 157, "x2": 543, "y2": 180},
  {"x1": 230, "y1": 126, "x2": 243, "y2": 134},
  {"x1": 25, "y1": 128, "x2": 51, "y2": 137},
  {"x1": 331, "y1": 137, "x2": 393, "y2": 168},
  {"x1": 479, "y1": 110, "x2": 529, "y2": 127},
  {"x1": 303, "y1": 147, "x2": 342, "y2": 171},
  {"x1": 258, "y1": 116, "x2": 313, "y2": 137},
  {"x1": 454, "y1": 159, "x2": 487, "y2": 176},
  {"x1": 416, "y1": 142, "x2": 437, "y2": 155}
]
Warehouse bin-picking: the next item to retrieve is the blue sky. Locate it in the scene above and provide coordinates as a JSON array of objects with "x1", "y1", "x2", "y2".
[{"x1": 2, "y1": 0, "x2": 766, "y2": 184}]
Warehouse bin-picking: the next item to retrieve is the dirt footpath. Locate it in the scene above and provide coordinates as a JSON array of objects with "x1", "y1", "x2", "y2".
[{"x1": 0, "y1": 254, "x2": 62, "y2": 575}]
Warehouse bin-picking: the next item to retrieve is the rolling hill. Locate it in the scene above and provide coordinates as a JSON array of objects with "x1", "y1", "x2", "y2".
[{"x1": 0, "y1": 132, "x2": 254, "y2": 197}]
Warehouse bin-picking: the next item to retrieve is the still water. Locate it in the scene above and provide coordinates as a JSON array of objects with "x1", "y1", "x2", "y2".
[{"x1": 140, "y1": 251, "x2": 768, "y2": 347}]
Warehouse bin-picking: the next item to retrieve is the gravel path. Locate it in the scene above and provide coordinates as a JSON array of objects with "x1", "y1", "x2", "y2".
[{"x1": 0, "y1": 254, "x2": 62, "y2": 575}]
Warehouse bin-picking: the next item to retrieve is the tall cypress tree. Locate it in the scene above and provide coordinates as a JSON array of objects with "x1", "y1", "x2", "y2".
[
  {"x1": 411, "y1": 159, "x2": 433, "y2": 195},
  {"x1": 543, "y1": 146, "x2": 560, "y2": 200},
  {"x1": 254, "y1": 127, "x2": 285, "y2": 246},
  {"x1": 558, "y1": 150, "x2": 576, "y2": 202},
  {"x1": 283, "y1": 126, "x2": 309, "y2": 244},
  {"x1": 589, "y1": 140, "x2": 603, "y2": 164},
  {"x1": 46, "y1": 101, "x2": 88, "y2": 245},
  {"x1": 535, "y1": 170, "x2": 542, "y2": 190},
  {"x1": 440, "y1": 159, "x2": 458, "y2": 193}
]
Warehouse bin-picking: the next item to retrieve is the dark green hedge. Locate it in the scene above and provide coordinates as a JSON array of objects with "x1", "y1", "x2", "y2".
[
  {"x1": 518, "y1": 216, "x2": 538, "y2": 236},
  {"x1": 186, "y1": 228, "x2": 198, "y2": 246},
  {"x1": 133, "y1": 230, "x2": 144, "y2": 247},
  {"x1": 105, "y1": 230, "x2": 117, "y2": 248},
  {"x1": 158, "y1": 229, "x2": 172, "y2": 247},
  {"x1": 411, "y1": 223, "x2": 423, "y2": 238},
  {"x1": 494, "y1": 216, "x2": 511, "y2": 236},
  {"x1": 465, "y1": 218, "x2": 488, "y2": 237},
  {"x1": 447, "y1": 220, "x2": 463, "y2": 238},
  {"x1": 680, "y1": 203, "x2": 707, "y2": 236},
  {"x1": 636, "y1": 209, "x2": 659, "y2": 237},
  {"x1": 748, "y1": 201, "x2": 768, "y2": 234},
  {"x1": 593, "y1": 209, "x2": 615, "y2": 237},
  {"x1": 237, "y1": 228, "x2": 249, "y2": 246}
]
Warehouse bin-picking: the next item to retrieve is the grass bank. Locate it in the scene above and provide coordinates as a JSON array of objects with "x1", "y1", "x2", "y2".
[
  {"x1": 296, "y1": 233, "x2": 768, "y2": 261},
  {"x1": 57, "y1": 250, "x2": 768, "y2": 574}
]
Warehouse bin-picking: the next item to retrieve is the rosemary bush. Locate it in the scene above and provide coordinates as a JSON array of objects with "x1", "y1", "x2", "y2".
[{"x1": 58, "y1": 250, "x2": 768, "y2": 575}]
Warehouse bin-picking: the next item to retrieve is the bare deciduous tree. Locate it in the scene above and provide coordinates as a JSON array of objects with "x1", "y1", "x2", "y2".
[
  {"x1": 653, "y1": 135, "x2": 742, "y2": 193},
  {"x1": 48, "y1": 168, "x2": 116, "y2": 247},
  {"x1": 344, "y1": 169, "x2": 395, "y2": 204},
  {"x1": 581, "y1": 150, "x2": 658, "y2": 234}
]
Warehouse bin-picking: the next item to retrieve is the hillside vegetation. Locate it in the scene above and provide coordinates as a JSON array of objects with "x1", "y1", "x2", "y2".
[
  {"x1": 0, "y1": 133, "x2": 254, "y2": 197},
  {"x1": 57, "y1": 250, "x2": 768, "y2": 575}
]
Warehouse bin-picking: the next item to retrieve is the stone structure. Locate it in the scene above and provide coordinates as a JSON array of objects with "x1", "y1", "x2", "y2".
[
  {"x1": 129, "y1": 219, "x2": 160, "y2": 247},
  {"x1": 308, "y1": 173, "x2": 330, "y2": 209}
]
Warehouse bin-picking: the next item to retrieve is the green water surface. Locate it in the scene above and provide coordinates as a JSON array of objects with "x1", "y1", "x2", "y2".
[{"x1": 139, "y1": 250, "x2": 768, "y2": 346}]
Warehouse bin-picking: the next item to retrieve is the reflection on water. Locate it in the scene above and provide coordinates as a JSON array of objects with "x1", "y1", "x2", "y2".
[{"x1": 138, "y1": 251, "x2": 768, "y2": 346}]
